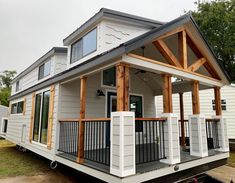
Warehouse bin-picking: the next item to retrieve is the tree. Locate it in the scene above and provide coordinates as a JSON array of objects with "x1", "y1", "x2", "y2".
[
  {"x1": 0, "y1": 70, "x2": 17, "y2": 88},
  {"x1": 192, "y1": 0, "x2": 235, "y2": 81},
  {"x1": 0, "y1": 70, "x2": 17, "y2": 106}
]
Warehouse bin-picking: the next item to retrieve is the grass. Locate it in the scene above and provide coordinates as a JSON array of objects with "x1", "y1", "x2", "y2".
[
  {"x1": 0, "y1": 139, "x2": 50, "y2": 179},
  {"x1": 228, "y1": 151, "x2": 235, "y2": 167}
]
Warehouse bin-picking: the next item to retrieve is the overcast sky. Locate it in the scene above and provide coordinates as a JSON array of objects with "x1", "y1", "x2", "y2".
[{"x1": 0, "y1": 0, "x2": 199, "y2": 74}]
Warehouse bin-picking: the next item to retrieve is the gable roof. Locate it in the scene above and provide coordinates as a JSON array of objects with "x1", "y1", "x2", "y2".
[
  {"x1": 63, "y1": 8, "x2": 164, "y2": 46},
  {"x1": 12, "y1": 47, "x2": 67, "y2": 84},
  {"x1": 10, "y1": 12, "x2": 231, "y2": 100}
]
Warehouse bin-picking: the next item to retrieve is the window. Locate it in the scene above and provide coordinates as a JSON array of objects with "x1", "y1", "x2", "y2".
[
  {"x1": 70, "y1": 28, "x2": 97, "y2": 63},
  {"x1": 102, "y1": 67, "x2": 116, "y2": 87},
  {"x1": 11, "y1": 101, "x2": 24, "y2": 114},
  {"x1": 15, "y1": 80, "x2": 22, "y2": 92},
  {"x1": 38, "y1": 60, "x2": 51, "y2": 80},
  {"x1": 33, "y1": 90, "x2": 50, "y2": 144},
  {"x1": 130, "y1": 95, "x2": 143, "y2": 132},
  {"x1": 212, "y1": 99, "x2": 226, "y2": 111}
]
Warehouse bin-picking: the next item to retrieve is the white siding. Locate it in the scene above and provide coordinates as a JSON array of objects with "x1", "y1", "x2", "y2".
[
  {"x1": 6, "y1": 84, "x2": 60, "y2": 160},
  {"x1": 59, "y1": 70, "x2": 156, "y2": 119},
  {"x1": 156, "y1": 85, "x2": 235, "y2": 139},
  {"x1": 11, "y1": 54, "x2": 67, "y2": 96},
  {"x1": 67, "y1": 20, "x2": 150, "y2": 70},
  {"x1": 100, "y1": 20, "x2": 149, "y2": 53}
]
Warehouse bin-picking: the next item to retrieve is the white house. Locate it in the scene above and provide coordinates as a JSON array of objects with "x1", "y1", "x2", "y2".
[
  {"x1": 156, "y1": 84, "x2": 235, "y2": 149},
  {"x1": 0, "y1": 105, "x2": 8, "y2": 136},
  {"x1": 1, "y1": 8, "x2": 231, "y2": 183}
]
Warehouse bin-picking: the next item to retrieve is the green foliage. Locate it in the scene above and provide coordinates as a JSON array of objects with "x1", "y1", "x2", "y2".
[
  {"x1": 0, "y1": 70, "x2": 17, "y2": 107},
  {"x1": 0, "y1": 70, "x2": 17, "y2": 89},
  {"x1": 192, "y1": 0, "x2": 235, "y2": 81}
]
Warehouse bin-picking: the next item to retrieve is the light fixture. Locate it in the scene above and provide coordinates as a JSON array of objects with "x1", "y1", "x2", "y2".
[{"x1": 96, "y1": 89, "x2": 105, "y2": 97}]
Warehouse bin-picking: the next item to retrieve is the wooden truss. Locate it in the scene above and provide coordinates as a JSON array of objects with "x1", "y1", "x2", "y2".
[{"x1": 152, "y1": 28, "x2": 221, "y2": 80}]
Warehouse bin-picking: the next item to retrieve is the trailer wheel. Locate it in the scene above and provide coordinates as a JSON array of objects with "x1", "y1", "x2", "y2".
[{"x1": 50, "y1": 161, "x2": 58, "y2": 169}]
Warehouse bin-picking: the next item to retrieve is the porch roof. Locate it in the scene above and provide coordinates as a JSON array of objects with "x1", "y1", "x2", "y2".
[{"x1": 10, "y1": 13, "x2": 231, "y2": 100}]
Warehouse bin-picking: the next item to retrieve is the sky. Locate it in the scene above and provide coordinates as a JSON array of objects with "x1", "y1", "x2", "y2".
[{"x1": 0, "y1": 0, "x2": 199, "y2": 74}]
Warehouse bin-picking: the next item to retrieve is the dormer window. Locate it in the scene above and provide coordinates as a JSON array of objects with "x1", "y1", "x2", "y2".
[
  {"x1": 70, "y1": 28, "x2": 97, "y2": 64},
  {"x1": 15, "y1": 80, "x2": 22, "y2": 92},
  {"x1": 38, "y1": 60, "x2": 51, "y2": 80}
]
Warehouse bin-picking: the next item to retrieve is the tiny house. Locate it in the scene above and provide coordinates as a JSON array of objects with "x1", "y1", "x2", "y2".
[{"x1": 1, "y1": 9, "x2": 231, "y2": 183}]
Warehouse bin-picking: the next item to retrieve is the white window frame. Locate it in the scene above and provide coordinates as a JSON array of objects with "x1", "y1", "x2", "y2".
[
  {"x1": 15, "y1": 80, "x2": 22, "y2": 92},
  {"x1": 10, "y1": 99, "x2": 24, "y2": 116},
  {"x1": 38, "y1": 60, "x2": 51, "y2": 81},
  {"x1": 0, "y1": 117, "x2": 8, "y2": 134}
]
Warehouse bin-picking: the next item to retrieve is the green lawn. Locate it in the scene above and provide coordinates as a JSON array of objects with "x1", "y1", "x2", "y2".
[
  {"x1": 0, "y1": 139, "x2": 50, "y2": 178},
  {"x1": 228, "y1": 151, "x2": 235, "y2": 167}
]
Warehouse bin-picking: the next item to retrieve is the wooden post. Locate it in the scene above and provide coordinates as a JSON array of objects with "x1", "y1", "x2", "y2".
[
  {"x1": 162, "y1": 74, "x2": 172, "y2": 113},
  {"x1": 178, "y1": 30, "x2": 187, "y2": 69},
  {"x1": 192, "y1": 81, "x2": 200, "y2": 114},
  {"x1": 179, "y1": 92, "x2": 186, "y2": 148},
  {"x1": 124, "y1": 65, "x2": 130, "y2": 111},
  {"x1": 116, "y1": 63, "x2": 129, "y2": 111},
  {"x1": 214, "y1": 87, "x2": 222, "y2": 116},
  {"x1": 77, "y1": 76, "x2": 87, "y2": 163}
]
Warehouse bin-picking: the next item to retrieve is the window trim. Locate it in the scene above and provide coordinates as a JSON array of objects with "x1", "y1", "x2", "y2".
[
  {"x1": 70, "y1": 27, "x2": 97, "y2": 64},
  {"x1": 101, "y1": 66, "x2": 117, "y2": 89},
  {"x1": 15, "y1": 80, "x2": 22, "y2": 92},
  {"x1": 38, "y1": 60, "x2": 51, "y2": 80},
  {"x1": 32, "y1": 88, "x2": 50, "y2": 145},
  {"x1": 10, "y1": 100, "x2": 24, "y2": 115}
]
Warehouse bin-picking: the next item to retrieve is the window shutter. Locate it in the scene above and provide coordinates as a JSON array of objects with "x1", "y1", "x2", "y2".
[
  {"x1": 23, "y1": 97, "x2": 27, "y2": 115},
  {"x1": 47, "y1": 85, "x2": 55, "y2": 149},
  {"x1": 29, "y1": 93, "x2": 36, "y2": 143}
]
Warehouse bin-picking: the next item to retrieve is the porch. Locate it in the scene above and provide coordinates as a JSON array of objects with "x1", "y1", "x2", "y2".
[{"x1": 55, "y1": 22, "x2": 229, "y2": 181}]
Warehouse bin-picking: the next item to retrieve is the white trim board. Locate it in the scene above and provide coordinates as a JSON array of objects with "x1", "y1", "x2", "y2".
[
  {"x1": 122, "y1": 54, "x2": 224, "y2": 87},
  {"x1": 55, "y1": 152, "x2": 229, "y2": 183}
]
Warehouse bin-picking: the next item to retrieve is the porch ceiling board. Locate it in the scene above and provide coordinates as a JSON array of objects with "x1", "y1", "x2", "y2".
[{"x1": 122, "y1": 54, "x2": 224, "y2": 87}]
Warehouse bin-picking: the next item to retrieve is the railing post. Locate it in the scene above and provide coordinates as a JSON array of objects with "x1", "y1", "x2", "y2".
[
  {"x1": 189, "y1": 114, "x2": 208, "y2": 157},
  {"x1": 110, "y1": 111, "x2": 135, "y2": 177},
  {"x1": 77, "y1": 76, "x2": 87, "y2": 163},
  {"x1": 160, "y1": 113, "x2": 180, "y2": 165},
  {"x1": 212, "y1": 116, "x2": 229, "y2": 152}
]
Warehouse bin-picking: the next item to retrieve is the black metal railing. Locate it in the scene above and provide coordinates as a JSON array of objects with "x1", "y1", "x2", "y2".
[
  {"x1": 178, "y1": 120, "x2": 190, "y2": 146},
  {"x1": 135, "y1": 118, "x2": 166, "y2": 165},
  {"x1": 58, "y1": 120, "x2": 79, "y2": 157},
  {"x1": 83, "y1": 118, "x2": 110, "y2": 166},
  {"x1": 206, "y1": 119, "x2": 220, "y2": 150}
]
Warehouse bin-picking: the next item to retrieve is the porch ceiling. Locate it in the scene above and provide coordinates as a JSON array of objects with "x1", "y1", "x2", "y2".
[{"x1": 132, "y1": 68, "x2": 211, "y2": 96}]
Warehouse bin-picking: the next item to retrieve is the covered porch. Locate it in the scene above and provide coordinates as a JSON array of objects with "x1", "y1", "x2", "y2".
[{"x1": 55, "y1": 15, "x2": 229, "y2": 180}]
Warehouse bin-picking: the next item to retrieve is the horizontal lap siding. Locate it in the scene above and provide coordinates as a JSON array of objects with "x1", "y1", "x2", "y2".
[
  {"x1": 7, "y1": 84, "x2": 60, "y2": 160},
  {"x1": 156, "y1": 85, "x2": 235, "y2": 139}
]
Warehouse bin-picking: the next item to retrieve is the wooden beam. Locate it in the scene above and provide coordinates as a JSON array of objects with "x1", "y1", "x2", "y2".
[
  {"x1": 192, "y1": 81, "x2": 200, "y2": 114},
  {"x1": 23, "y1": 97, "x2": 26, "y2": 116},
  {"x1": 162, "y1": 74, "x2": 172, "y2": 113},
  {"x1": 126, "y1": 53, "x2": 223, "y2": 85},
  {"x1": 47, "y1": 85, "x2": 55, "y2": 150},
  {"x1": 29, "y1": 93, "x2": 35, "y2": 143},
  {"x1": 124, "y1": 65, "x2": 130, "y2": 111},
  {"x1": 77, "y1": 76, "x2": 87, "y2": 163},
  {"x1": 214, "y1": 87, "x2": 222, "y2": 116},
  {"x1": 186, "y1": 34, "x2": 220, "y2": 80},
  {"x1": 179, "y1": 93, "x2": 186, "y2": 148},
  {"x1": 178, "y1": 30, "x2": 187, "y2": 69},
  {"x1": 155, "y1": 27, "x2": 185, "y2": 40},
  {"x1": 116, "y1": 63, "x2": 125, "y2": 111},
  {"x1": 153, "y1": 40, "x2": 182, "y2": 68},
  {"x1": 188, "y1": 58, "x2": 206, "y2": 72}
]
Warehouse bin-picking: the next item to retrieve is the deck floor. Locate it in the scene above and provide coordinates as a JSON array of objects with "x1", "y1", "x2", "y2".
[{"x1": 57, "y1": 149, "x2": 222, "y2": 174}]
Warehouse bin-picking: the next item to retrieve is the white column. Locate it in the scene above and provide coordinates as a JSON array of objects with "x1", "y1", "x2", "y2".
[
  {"x1": 160, "y1": 113, "x2": 180, "y2": 165},
  {"x1": 213, "y1": 116, "x2": 229, "y2": 152},
  {"x1": 110, "y1": 111, "x2": 135, "y2": 177},
  {"x1": 189, "y1": 114, "x2": 208, "y2": 157}
]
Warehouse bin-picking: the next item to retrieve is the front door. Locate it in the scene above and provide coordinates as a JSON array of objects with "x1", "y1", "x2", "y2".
[{"x1": 106, "y1": 92, "x2": 143, "y2": 144}]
